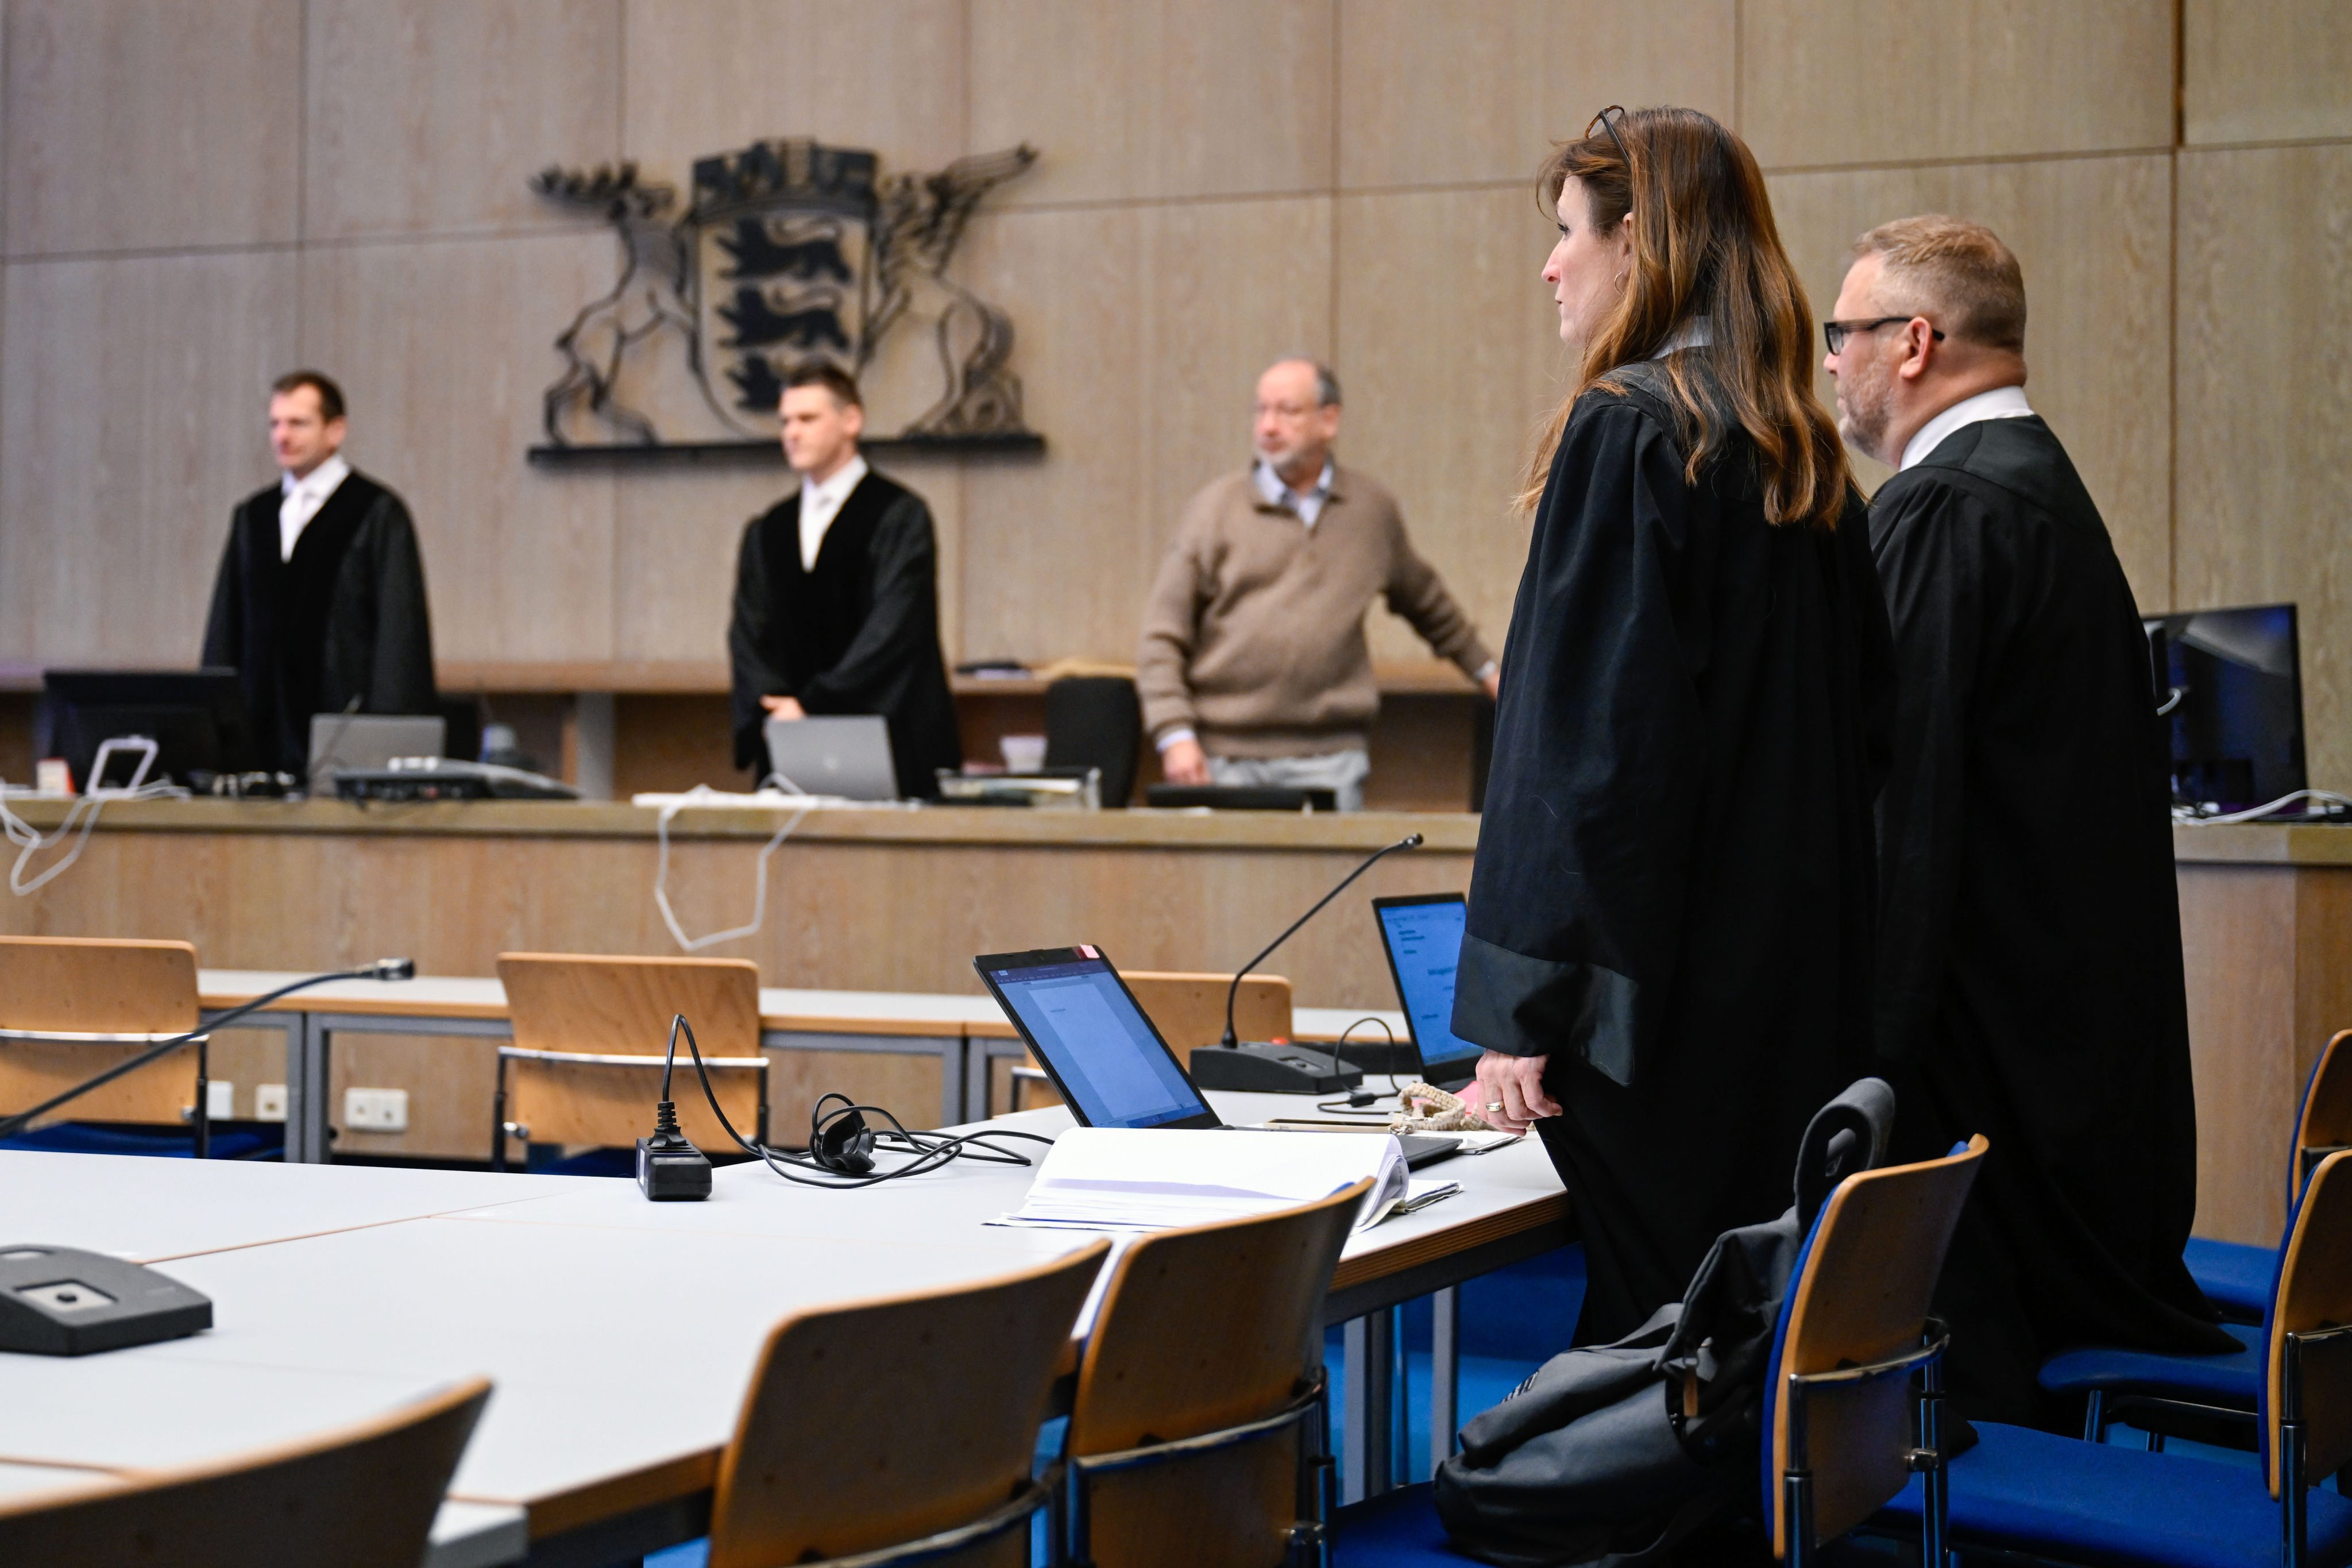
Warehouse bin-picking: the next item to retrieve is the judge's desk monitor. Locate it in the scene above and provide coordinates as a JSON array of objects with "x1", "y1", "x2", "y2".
[
  {"x1": 38, "y1": 669, "x2": 259, "y2": 789},
  {"x1": 1365, "y1": 893, "x2": 1482, "y2": 1090},
  {"x1": 2144, "y1": 603, "x2": 2334, "y2": 818}
]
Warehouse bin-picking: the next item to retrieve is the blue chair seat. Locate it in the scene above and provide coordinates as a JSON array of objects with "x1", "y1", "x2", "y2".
[
  {"x1": 1332, "y1": 1482, "x2": 1469, "y2": 1565},
  {"x1": 1878, "y1": 1420, "x2": 2352, "y2": 1568},
  {"x1": 2187, "y1": 1237, "x2": 2277, "y2": 1324},
  {"x1": 2037, "y1": 1321, "x2": 2263, "y2": 1407}
]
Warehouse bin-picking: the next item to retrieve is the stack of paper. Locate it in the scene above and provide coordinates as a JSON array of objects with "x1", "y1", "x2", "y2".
[{"x1": 993, "y1": 1128, "x2": 1410, "y2": 1234}]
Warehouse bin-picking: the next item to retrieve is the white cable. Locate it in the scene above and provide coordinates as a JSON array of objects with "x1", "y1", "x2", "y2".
[
  {"x1": 0, "y1": 779, "x2": 183, "y2": 896},
  {"x1": 2173, "y1": 789, "x2": 2352, "y2": 825},
  {"x1": 652, "y1": 774, "x2": 813, "y2": 952}
]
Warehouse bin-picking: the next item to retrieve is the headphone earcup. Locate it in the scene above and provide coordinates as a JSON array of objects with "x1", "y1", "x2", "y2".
[{"x1": 814, "y1": 1106, "x2": 877, "y2": 1175}]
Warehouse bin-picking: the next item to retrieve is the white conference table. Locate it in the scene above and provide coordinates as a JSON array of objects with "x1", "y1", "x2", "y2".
[
  {"x1": 194, "y1": 968, "x2": 1409, "y2": 1164},
  {"x1": 0, "y1": 1091, "x2": 1569, "y2": 1564}
]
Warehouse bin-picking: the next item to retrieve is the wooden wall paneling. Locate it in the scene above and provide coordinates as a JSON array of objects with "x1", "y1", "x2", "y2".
[
  {"x1": 326, "y1": 1029, "x2": 499, "y2": 1161},
  {"x1": 616, "y1": 465, "x2": 805, "y2": 666},
  {"x1": 2183, "y1": 0, "x2": 2352, "y2": 146},
  {"x1": 620, "y1": 0, "x2": 968, "y2": 190},
  {"x1": 970, "y1": 0, "x2": 1335, "y2": 207},
  {"x1": 767, "y1": 1048, "x2": 941, "y2": 1147},
  {"x1": 2, "y1": 0, "x2": 302, "y2": 256},
  {"x1": 1769, "y1": 154, "x2": 2176, "y2": 612},
  {"x1": 955, "y1": 205, "x2": 1147, "y2": 664},
  {"x1": 0, "y1": 252, "x2": 297, "y2": 666},
  {"x1": 2177, "y1": 864, "x2": 2299, "y2": 1245},
  {"x1": 1740, "y1": 0, "x2": 2175, "y2": 169},
  {"x1": 612, "y1": 694, "x2": 741, "y2": 797},
  {"x1": 1333, "y1": 186, "x2": 1558, "y2": 663},
  {"x1": 303, "y1": 0, "x2": 624, "y2": 241},
  {"x1": 1335, "y1": 0, "x2": 1736, "y2": 190},
  {"x1": 298, "y1": 232, "x2": 620, "y2": 664},
  {"x1": 1362, "y1": 694, "x2": 1477, "y2": 812},
  {"x1": 2176, "y1": 145, "x2": 2352, "y2": 789}
]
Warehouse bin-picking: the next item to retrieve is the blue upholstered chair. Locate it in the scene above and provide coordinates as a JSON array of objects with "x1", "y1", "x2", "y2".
[
  {"x1": 2191, "y1": 1029, "x2": 2352, "y2": 1325},
  {"x1": 1330, "y1": 1137, "x2": 1987, "y2": 1565},
  {"x1": 1878, "y1": 1147, "x2": 2352, "y2": 1567}
]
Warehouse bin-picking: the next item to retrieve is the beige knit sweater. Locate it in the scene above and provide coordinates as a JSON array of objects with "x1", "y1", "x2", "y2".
[{"x1": 1136, "y1": 465, "x2": 1496, "y2": 758}]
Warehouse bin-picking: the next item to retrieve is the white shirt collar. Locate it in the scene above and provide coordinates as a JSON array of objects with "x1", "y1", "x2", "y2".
[
  {"x1": 1651, "y1": 316, "x2": 1712, "y2": 358},
  {"x1": 797, "y1": 451, "x2": 868, "y2": 571},
  {"x1": 1252, "y1": 458, "x2": 1336, "y2": 528},
  {"x1": 277, "y1": 453, "x2": 351, "y2": 561},
  {"x1": 1899, "y1": 384, "x2": 2034, "y2": 472}
]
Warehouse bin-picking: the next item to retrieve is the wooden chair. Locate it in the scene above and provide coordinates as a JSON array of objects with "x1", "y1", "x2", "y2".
[
  {"x1": 0, "y1": 1374, "x2": 489, "y2": 1568},
  {"x1": 1009, "y1": 970, "x2": 1292, "y2": 1113},
  {"x1": 1770, "y1": 1135, "x2": 1986, "y2": 1563},
  {"x1": 1059, "y1": 1178, "x2": 1368, "y2": 1567},
  {"x1": 0, "y1": 936, "x2": 210, "y2": 1153},
  {"x1": 493, "y1": 953, "x2": 767, "y2": 1167},
  {"x1": 704, "y1": 1239, "x2": 1112, "y2": 1568},
  {"x1": 2190, "y1": 1026, "x2": 2352, "y2": 1323}
]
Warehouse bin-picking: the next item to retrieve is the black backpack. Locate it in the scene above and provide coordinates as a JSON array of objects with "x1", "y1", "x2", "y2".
[{"x1": 1430, "y1": 1079, "x2": 1898, "y2": 1566}]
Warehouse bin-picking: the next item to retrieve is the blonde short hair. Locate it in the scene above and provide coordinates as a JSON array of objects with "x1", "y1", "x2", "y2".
[{"x1": 1851, "y1": 215, "x2": 2026, "y2": 353}]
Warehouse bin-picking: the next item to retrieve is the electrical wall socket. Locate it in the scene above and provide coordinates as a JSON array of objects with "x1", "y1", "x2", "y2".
[
  {"x1": 253, "y1": 1083, "x2": 288, "y2": 1122},
  {"x1": 343, "y1": 1087, "x2": 408, "y2": 1133}
]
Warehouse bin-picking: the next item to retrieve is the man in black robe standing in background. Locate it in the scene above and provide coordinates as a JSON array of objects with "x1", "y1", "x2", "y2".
[
  {"x1": 728, "y1": 363, "x2": 960, "y2": 798},
  {"x1": 1826, "y1": 215, "x2": 2234, "y2": 1421},
  {"x1": 203, "y1": 370, "x2": 437, "y2": 776}
]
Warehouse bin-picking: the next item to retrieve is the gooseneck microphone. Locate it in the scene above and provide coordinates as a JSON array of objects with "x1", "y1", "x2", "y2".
[
  {"x1": 1219, "y1": 833, "x2": 1424, "y2": 1049},
  {"x1": 0, "y1": 959, "x2": 415, "y2": 1141}
]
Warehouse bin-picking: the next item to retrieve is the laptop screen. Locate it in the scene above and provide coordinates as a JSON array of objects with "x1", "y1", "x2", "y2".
[
  {"x1": 1373, "y1": 895, "x2": 1479, "y2": 1079},
  {"x1": 982, "y1": 954, "x2": 1213, "y2": 1129}
]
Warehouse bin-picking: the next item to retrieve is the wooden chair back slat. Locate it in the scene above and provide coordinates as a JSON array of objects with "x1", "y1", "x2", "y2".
[
  {"x1": 2294, "y1": 1029, "x2": 2352, "y2": 1204},
  {"x1": 0, "y1": 936, "x2": 201, "y2": 1127},
  {"x1": 2269, "y1": 1148, "x2": 2352, "y2": 1491},
  {"x1": 1772, "y1": 1136, "x2": 1986, "y2": 1559},
  {"x1": 706, "y1": 1240, "x2": 1110, "y2": 1568},
  {"x1": 0, "y1": 1376, "x2": 488, "y2": 1568},
  {"x1": 499, "y1": 953, "x2": 761, "y2": 1150},
  {"x1": 1067, "y1": 1179, "x2": 1365, "y2": 1568}
]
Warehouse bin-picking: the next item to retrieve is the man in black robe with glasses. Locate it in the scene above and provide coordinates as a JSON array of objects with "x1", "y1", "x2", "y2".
[{"x1": 1826, "y1": 215, "x2": 2234, "y2": 1422}]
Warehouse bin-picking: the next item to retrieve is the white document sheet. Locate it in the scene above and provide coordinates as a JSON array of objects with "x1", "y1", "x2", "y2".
[{"x1": 990, "y1": 1127, "x2": 1409, "y2": 1234}]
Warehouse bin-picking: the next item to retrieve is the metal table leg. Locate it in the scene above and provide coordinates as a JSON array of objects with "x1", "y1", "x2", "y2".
[
  {"x1": 284, "y1": 1013, "x2": 333, "y2": 1164},
  {"x1": 1429, "y1": 1285, "x2": 1459, "y2": 1479},
  {"x1": 1342, "y1": 1307, "x2": 1397, "y2": 1503}
]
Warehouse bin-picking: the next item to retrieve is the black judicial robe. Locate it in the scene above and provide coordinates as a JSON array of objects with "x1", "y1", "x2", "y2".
[
  {"x1": 727, "y1": 468, "x2": 961, "y2": 798},
  {"x1": 200, "y1": 470, "x2": 437, "y2": 774},
  {"x1": 1870, "y1": 414, "x2": 2233, "y2": 1422},
  {"x1": 1453, "y1": 361, "x2": 1894, "y2": 1344}
]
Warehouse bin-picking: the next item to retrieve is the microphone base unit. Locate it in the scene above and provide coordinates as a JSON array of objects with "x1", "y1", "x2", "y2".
[
  {"x1": 0, "y1": 1246, "x2": 211, "y2": 1355},
  {"x1": 1187, "y1": 1043, "x2": 1364, "y2": 1095}
]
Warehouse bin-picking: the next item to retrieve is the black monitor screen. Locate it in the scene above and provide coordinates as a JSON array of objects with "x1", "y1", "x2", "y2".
[
  {"x1": 984, "y1": 956, "x2": 1211, "y2": 1130},
  {"x1": 2144, "y1": 604, "x2": 2304, "y2": 812},
  {"x1": 40, "y1": 669, "x2": 256, "y2": 788}
]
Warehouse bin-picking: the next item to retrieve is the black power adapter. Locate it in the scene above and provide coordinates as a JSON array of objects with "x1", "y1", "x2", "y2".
[{"x1": 637, "y1": 1095, "x2": 712, "y2": 1200}]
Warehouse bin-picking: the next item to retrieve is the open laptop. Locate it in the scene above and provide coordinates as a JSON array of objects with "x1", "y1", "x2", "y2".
[
  {"x1": 975, "y1": 945, "x2": 1460, "y2": 1167},
  {"x1": 764, "y1": 715, "x2": 898, "y2": 801},
  {"x1": 309, "y1": 713, "x2": 446, "y2": 781},
  {"x1": 1370, "y1": 893, "x2": 1481, "y2": 1092}
]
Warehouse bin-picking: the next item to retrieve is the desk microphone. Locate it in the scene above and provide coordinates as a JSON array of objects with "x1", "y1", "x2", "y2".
[{"x1": 1189, "y1": 833, "x2": 1423, "y2": 1094}]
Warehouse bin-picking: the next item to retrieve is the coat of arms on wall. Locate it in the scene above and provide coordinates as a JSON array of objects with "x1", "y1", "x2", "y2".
[{"x1": 527, "y1": 138, "x2": 1040, "y2": 462}]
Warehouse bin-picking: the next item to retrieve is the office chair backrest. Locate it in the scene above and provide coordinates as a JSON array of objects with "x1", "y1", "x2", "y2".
[
  {"x1": 1068, "y1": 1179, "x2": 1367, "y2": 1566},
  {"x1": 1044, "y1": 676, "x2": 1142, "y2": 806},
  {"x1": 1767, "y1": 1135, "x2": 1986, "y2": 1561},
  {"x1": 706, "y1": 1240, "x2": 1111, "y2": 1568},
  {"x1": 0, "y1": 935, "x2": 201, "y2": 1127},
  {"x1": 0, "y1": 1374, "x2": 489, "y2": 1568},
  {"x1": 2292, "y1": 1029, "x2": 2352, "y2": 1210},
  {"x1": 2266, "y1": 1148, "x2": 2352, "y2": 1494},
  {"x1": 499, "y1": 953, "x2": 761, "y2": 1150}
]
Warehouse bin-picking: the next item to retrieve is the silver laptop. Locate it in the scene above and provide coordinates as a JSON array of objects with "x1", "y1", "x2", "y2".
[
  {"x1": 309, "y1": 713, "x2": 446, "y2": 780},
  {"x1": 764, "y1": 715, "x2": 898, "y2": 801}
]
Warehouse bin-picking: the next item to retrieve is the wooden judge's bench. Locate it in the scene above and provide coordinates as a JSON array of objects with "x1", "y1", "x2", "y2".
[{"x1": 0, "y1": 787, "x2": 2339, "y2": 1250}]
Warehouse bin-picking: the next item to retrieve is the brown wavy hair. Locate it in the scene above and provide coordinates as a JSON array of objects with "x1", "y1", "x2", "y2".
[{"x1": 1517, "y1": 107, "x2": 1849, "y2": 528}]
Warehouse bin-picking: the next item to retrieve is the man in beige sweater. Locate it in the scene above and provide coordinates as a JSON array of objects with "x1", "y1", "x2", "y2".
[{"x1": 1137, "y1": 358, "x2": 1500, "y2": 810}]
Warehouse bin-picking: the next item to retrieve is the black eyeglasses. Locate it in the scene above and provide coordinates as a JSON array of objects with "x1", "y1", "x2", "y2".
[
  {"x1": 1587, "y1": 105, "x2": 1631, "y2": 168},
  {"x1": 1824, "y1": 316, "x2": 1945, "y2": 354}
]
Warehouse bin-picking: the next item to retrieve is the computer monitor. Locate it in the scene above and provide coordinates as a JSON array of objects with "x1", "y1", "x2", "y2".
[
  {"x1": 974, "y1": 947, "x2": 1221, "y2": 1130},
  {"x1": 1370, "y1": 893, "x2": 1480, "y2": 1089},
  {"x1": 39, "y1": 669, "x2": 258, "y2": 789},
  {"x1": 2144, "y1": 603, "x2": 2305, "y2": 813}
]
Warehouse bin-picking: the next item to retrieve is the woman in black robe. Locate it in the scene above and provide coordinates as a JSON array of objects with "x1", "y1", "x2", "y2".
[{"x1": 1454, "y1": 107, "x2": 1894, "y2": 1343}]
